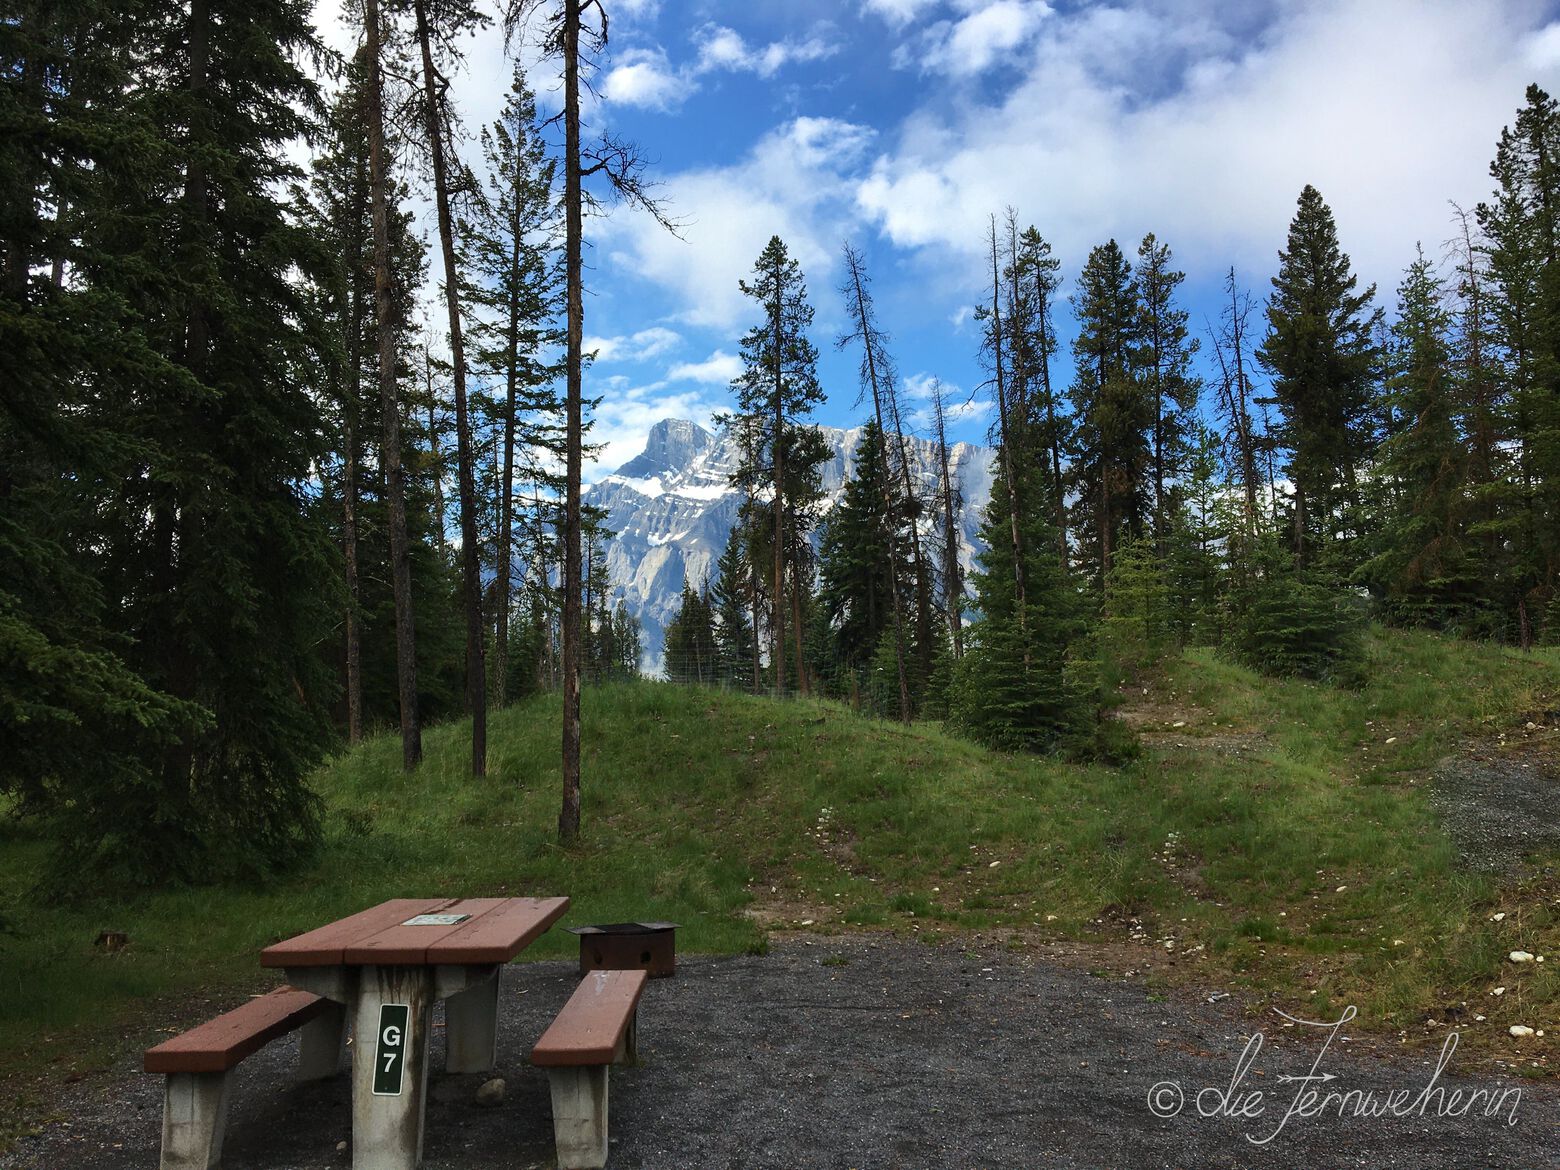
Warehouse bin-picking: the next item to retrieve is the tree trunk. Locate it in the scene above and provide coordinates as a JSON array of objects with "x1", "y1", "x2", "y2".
[
  {"x1": 365, "y1": 0, "x2": 421, "y2": 770},
  {"x1": 342, "y1": 149, "x2": 367, "y2": 745},
  {"x1": 493, "y1": 189, "x2": 523, "y2": 708},
  {"x1": 988, "y1": 221, "x2": 1027, "y2": 635},
  {"x1": 932, "y1": 384, "x2": 963, "y2": 660},
  {"x1": 414, "y1": 0, "x2": 485, "y2": 778},
  {"x1": 770, "y1": 253, "x2": 787, "y2": 698},
  {"x1": 558, "y1": 0, "x2": 584, "y2": 841},
  {"x1": 845, "y1": 254, "x2": 910, "y2": 722},
  {"x1": 425, "y1": 361, "x2": 445, "y2": 551},
  {"x1": 343, "y1": 402, "x2": 364, "y2": 745}
]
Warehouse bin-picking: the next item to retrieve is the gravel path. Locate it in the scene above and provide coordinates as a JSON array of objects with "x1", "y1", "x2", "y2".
[{"x1": 4, "y1": 934, "x2": 1555, "y2": 1170}]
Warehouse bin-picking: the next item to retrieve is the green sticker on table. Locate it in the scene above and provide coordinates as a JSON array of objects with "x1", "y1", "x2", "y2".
[{"x1": 373, "y1": 1003, "x2": 410, "y2": 1096}]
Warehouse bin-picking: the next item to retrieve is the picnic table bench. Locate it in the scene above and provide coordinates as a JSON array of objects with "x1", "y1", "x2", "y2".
[
  {"x1": 532, "y1": 968, "x2": 648, "y2": 1170},
  {"x1": 143, "y1": 985, "x2": 338, "y2": 1170}
]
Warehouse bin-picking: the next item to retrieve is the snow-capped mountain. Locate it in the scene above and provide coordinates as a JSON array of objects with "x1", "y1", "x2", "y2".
[{"x1": 583, "y1": 418, "x2": 997, "y2": 672}]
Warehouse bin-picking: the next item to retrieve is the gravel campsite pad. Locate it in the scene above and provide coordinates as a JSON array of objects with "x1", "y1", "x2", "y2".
[
  {"x1": 1433, "y1": 749, "x2": 1560, "y2": 873},
  {"x1": 5, "y1": 934, "x2": 1556, "y2": 1170}
]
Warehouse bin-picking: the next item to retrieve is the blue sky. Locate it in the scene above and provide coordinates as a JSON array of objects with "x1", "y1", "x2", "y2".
[{"x1": 314, "y1": 0, "x2": 1560, "y2": 477}]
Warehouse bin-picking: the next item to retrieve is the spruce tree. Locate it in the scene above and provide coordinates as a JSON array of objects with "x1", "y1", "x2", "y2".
[
  {"x1": 69, "y1": 0, "x2": 336, "y2": 883},
  {"x1": 664, "y1": 579, "x2": 718, "y2": 684},
  {"x1": 712, "y1": 521, "x2": 759, "y2": 691},
  {"x1": 1014, "y1": 226, "x2": 1070, "y2": 563},
  {"x1": 817, "y1": 423, "x2": 918, "y2": 709},
  {"x1": 1478, "y1": 86, "x2": 1560, "y2": 643},
  {"x1": 1259, "y1": 185, "x2": 1382, "y2": 573},
  {"x1": 1068, "y1": 239, "x2": 1150, "y2": 587},
  {"x1": 730, "y1": 235, "x2": 829, "y2": 697},
  {"x1": 1135, "y1": 233, "x2": 1201, "y2": 558},
  {"x1": 837, "y1": 244, "x2": 923, "y2": 718},
  {"x1": 0, "y1": 2, "x2": 208, "y2": 881},
  {"x1": 949, "y1": 458, "x2": 1089, "y2": 752},
  {"x1": 1362, "y1": 248, "x2": 1482, "y2": 627},
  {"x1": 462, "y1": 66, "x2": 563, "y2": 707}
]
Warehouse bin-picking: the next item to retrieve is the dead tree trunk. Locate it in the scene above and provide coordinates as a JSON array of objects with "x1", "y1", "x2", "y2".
[{"x1": 558, "y1": 0, "x2": 584, "y2": 840}]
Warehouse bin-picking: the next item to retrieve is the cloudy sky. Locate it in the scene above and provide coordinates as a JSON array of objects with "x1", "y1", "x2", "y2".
[{"x1": 313, "y1": 0, "x2": 1560, "y2": 477}]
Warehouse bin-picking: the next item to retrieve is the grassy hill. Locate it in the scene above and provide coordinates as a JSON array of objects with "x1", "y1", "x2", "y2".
[{"x1": 3, "y1": 626, "x2": 1558, "y2": 1136}]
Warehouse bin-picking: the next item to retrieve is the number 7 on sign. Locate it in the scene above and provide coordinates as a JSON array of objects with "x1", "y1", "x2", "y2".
[{"x1": 373, "y1": 1004, "x2": 411, "y2": 1096}]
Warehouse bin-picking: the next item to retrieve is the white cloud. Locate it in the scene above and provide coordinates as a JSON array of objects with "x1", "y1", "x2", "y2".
[
  {"x1": 902, "y1": 372, "x2": 989, "y2": 428},
  {"x1": 598, "y1": 116, "x2": 876, "y2": 329},
  {"x1": 695, "y1": 24, "x2": 839, "y2": 79},
  {"x1": 859, "y1": 0, "x2": 1560, "y2": 296},
  {"x1": 584, "y1": 326, "x2": 682, "y2": 363},
  {"x1": 1523, "y1": 21, "x2": 1560, "y2": 70},
  {"x1": 899, "y1": 1, "x2": 1053, "y2": 77},
  {"x1": 600, "y1": 21, "x2": 839, "y2": 112},
  {"x1": 601, "y1": 48, "x2": 693, "y2": 110},
  {"x1": 667, "y1": 350, "x2": 743, "y2": 384},
  {"x1": 862, "y1": 0, "x2": 943, "y2": 27}
]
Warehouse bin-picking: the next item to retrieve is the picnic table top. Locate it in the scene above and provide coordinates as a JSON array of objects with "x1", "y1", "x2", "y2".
[{"x1": 260, "y1": 896, "x2": 570, "y2": 969}]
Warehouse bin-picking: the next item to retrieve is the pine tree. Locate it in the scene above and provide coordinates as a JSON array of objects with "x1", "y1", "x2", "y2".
[
  {"x1": 1449, "y1": 203, "x2": 1517, "y2": 636},
  {"x1": 730, "y1": 235, "x2": 829, "y2": 697},
  {"x1": 1209, "y1": 267, "x2": 1265, "y2": 548},
  {"x1": 512, "y1": 0, "x2": 670, "y2": 841},
  {"x1": 410, "y1": 0, "x2": 489, "y2": 776},
  {"x1": 1259, "y1": 185, "x2": 1382, "y2": 574},
  {"x1": 301, "y1": 45, "x2": 437, "y2": 742}
]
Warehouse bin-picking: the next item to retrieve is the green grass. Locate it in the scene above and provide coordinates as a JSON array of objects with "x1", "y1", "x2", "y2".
[{"x1": 1, "y1": 626, "x2": 1557, "y2": 1127}]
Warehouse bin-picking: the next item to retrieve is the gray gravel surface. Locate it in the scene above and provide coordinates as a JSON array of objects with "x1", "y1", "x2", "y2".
[
  {"x1": 1432, "y1": 751, "x2": 1560, "y2": 873},
  {"x1": 4, "y1": 934, "x2": 1556, "y2": 1170}
]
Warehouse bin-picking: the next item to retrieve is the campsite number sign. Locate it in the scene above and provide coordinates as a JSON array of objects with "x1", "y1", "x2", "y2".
[{"x1": 373, "y1": 1004, "x2": 410, "y2": 1096}]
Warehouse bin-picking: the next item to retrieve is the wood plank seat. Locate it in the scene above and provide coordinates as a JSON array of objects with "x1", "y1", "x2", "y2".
[
  {"x1": 144, "y1": 986, "x2": 346, "y2": 1170},
  {"x1": 531, "y1": 969, "x2": 648, "y2": 1170}
]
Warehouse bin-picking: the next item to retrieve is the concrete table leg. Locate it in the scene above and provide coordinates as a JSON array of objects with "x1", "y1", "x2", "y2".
[
  {"x1": 352, "y1": 965, "x2": 432, "y2": 1170},
  {"x1": 444, "y1": 966, "x2": 500, "y2": 1073},
  {"x1": 298, "y1": 999, "x2": 347, "y2": 1080},
  {"x1": 159, "y1": 1070, "x2": 233, "y2": 1170},
  {"x1": 546, "y1": 1066, "x2": 609, "y2": 1170}
]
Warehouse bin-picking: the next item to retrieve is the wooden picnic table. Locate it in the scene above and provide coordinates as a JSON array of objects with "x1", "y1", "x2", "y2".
[{"x1": 261, "y1": 896, "x2": 569, "y2": 1170}]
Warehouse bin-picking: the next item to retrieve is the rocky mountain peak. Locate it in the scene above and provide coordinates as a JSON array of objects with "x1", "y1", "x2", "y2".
[{"x1": 583, "y1": 418, "x2": 995, "y2": 672}]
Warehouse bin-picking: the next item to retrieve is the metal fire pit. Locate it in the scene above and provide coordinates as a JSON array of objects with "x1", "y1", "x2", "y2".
[{"x1": 566, "y1": 921, "x2": 677, "y2": 978}]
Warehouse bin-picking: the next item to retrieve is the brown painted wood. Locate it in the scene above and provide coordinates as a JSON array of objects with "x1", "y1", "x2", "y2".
[
  {"x1": 260, "y1": 898, "x2": 449, "y2": 968},
  {"x1": 530, "y1": 969, "x2": 647, "y2": 1067},
  {"x1": 144, "y1": 987, "x2": 328, "y2": 1074},
  {"x1": 425, "y1": 896, "x2": 570, "y2": 965},
  {"x1": 342, "y1": 897, "x2": 510, "y2": 965}
]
